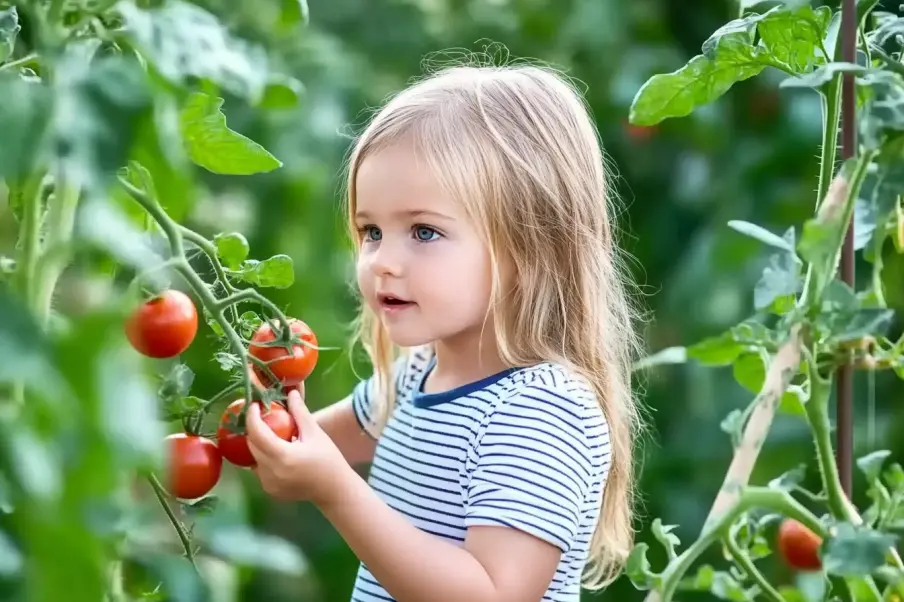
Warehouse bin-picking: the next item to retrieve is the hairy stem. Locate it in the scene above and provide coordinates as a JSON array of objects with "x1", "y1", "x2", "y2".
[
  {"x1": 147, "y1": 474, "x2": 199, "y2": 573},
  {"x1": 659, "y1": 488, "x2": 824, "y2": 602},
  {"x1": 215, "y1": 287, "x2": 293, "y2": 338},
  {"x1": 723, "y1": 525, "x2": 785, "y2": 602},
  {"x1": 179, "y1": 225, "x2": 239, "y2": 323},
  {"x1": 14, "y1": 175, "x2": 45, "y2": 305}
]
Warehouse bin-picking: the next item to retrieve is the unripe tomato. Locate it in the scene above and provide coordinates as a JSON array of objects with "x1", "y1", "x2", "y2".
[
  {"x1": 125, "y1": 290, "x2": 198, "y2": 358},
  {"x1": 248, "y1": 318, "x2": 318, "y2": 387},
  {"x1": 165, "y1": 433, "x2": 222, "y2": 499},
  {"x1": 777, "y1": 519, "x2": 823, "y2": 571},
  {"x1": 216, "y1": 399, "x2": 298, "y2": 467}
]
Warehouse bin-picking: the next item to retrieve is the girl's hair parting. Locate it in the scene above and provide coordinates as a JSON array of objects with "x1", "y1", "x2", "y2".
[{"x1": 340, "y1": 50, "x2": 648, "y2": 589}]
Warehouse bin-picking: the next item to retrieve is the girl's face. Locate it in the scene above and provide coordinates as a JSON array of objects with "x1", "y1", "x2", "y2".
[{"x1": 353, "y1": 141, "x2": 495, "y2": 350}]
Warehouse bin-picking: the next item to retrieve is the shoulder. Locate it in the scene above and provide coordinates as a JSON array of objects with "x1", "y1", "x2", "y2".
[{"x1": 474, "y1": 362, "x2": 611, "y2": 462}]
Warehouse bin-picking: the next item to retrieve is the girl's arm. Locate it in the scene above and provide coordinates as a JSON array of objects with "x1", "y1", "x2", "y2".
[
  {"x1": 314, "y1": 397, "x2": 377, "y2": 467},
  {"x1": 321, "y1": 468, "x2": 562, "y2": 602}
]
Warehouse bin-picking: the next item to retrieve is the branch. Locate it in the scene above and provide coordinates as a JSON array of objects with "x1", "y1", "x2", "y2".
[{"x1": 643, "y1": 326, "x2": 802, "y2": 602}]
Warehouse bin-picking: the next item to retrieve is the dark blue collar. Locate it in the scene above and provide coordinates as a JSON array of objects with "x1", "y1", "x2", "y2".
[{"x1": 412, "y1": 354, "x2": 521, "y2": 408}]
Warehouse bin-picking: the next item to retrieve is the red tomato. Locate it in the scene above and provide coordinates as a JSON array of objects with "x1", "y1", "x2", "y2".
[
  {"x1": 165, "y1": 433, "x2": 222, "y2": 499},
  {"x1": 125, "y1": 290, "x2": 198, "y2": 358},
  {"x1": 248, "y1": 319, "x2": 318, "y2": 387},
  {"x1": 777, "y1": 519, "x2": 823, "y2": 571},
  {"x1": 216, "y1": 399, "x2": 298, "y2": 467}
]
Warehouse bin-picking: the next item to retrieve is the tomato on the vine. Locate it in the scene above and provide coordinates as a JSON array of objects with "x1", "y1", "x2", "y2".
[
  {"x1": 165, "y1": 433, "x2": 222, "y2": 499},
  {"x1": 216, "y1": 399, "x2": 298, "y2": 467},
  {"x1": 777, "y1": 519, "x2": 823, "y2": 571},
  {"x1": 248, "y1": 318, "x2": 318, "y2": 387},
  {"x1": 125, "y1": 290, "x2": 198, "y2": 358}
]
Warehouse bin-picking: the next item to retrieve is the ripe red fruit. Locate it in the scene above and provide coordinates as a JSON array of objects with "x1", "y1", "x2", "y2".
[
  {"x1": 777, "y1": 519, "x2": 823, "y2": 571},
  {"x1": 165, "y1": 433, "x2": 222, "y2": 499},
  {"x1": 248, "y1": 319, "x2": 318, "y2": 387},
  {"x1": 216, "y1": 399, "x2": 298, "y2": 467},
  {"x1": 125, "y1": 290, "x2": 198, "y2": 358}
]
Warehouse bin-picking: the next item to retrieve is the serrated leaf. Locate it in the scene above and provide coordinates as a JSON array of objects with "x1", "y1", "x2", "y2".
[
  {"x1": 822, "y1": 522, "x2": 897, "y2": 577},
  {"x1": 180, "y1": 92, "x2": 281, "y2": 175},
  {"x1": 214, "y1": 232, "x2": 250, "y2": 270},
  {"x1": 857, "y1": 69, "x2": 904, "y2": 151},
  {"x1": 768, "y1": 464, "x2": 808, "y2": 491},
  {"x1": 651, "y1": 518, "x2": 681, "y2": 559},
  {"x1": 825, "y1": 308, "x2": 894, "y2": 343},
  {"x1": 117, "y1": 0, "x2": 270, "y2": 101},
  {"x1": 0, "y1": 6, "x2": 20, "y2": 64}
]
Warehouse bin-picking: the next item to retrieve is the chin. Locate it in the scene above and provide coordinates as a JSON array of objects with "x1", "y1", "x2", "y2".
[{"x1": 384, "y1": 328, "x2": 436, "y2": 348}]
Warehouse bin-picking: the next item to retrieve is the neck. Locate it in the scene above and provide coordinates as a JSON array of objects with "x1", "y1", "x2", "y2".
[{"x1": 426, "y1": 330, "x2": 507, "y2": 393}]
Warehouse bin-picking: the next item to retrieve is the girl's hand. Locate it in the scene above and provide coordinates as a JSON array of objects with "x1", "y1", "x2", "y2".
[{"x1": 245, "y1": 388, "x2": 351, "y2": 506}]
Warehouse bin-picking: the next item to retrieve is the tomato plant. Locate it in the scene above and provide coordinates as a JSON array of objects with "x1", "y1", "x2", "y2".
[
  {"x1": 125, "y1": 289, "x2": 199, "y2": 358},
  {"x1": 217, "y1": 398, "x2": 298, "y2": 467},
  {"x1": 0, "y1": 0, "x2": 321, "y2": 600},
  {"x1": 624, "y1": 2, "x2": 904, "y2": 601},
  {"x1": 249, "y1": 318, "x2": 319, "y2": 387}
]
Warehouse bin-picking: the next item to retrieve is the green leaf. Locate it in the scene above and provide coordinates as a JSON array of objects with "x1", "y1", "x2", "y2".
[
  {"x1": 0, "y1": 284, "x2": 65, "y2": 396},
  {"x1": 794, "y1": 572, "x2": 827, "y2": 602},
  {"x1": 720, "y1": 409, "x2": 745, "y2": 448},
  {"x1": 821, "y1": 522, "x2": 897, "y2": 577},
  {"x1": 199, "y1": 522, "x2": 307, "y2": 575},
  {"x1": 632, "y1": 346, "x2": 687, "y2": 371},
  {"x1": 228, "y1": 254, "x2": 294, "y2": 289},
  {"x1": 116, "y1": 0, "x2": 270, "y2": 102},
  {"x1": 0, "y1": 529, "x2": 22, "y2": 576},
  {"x1": 754, "y1": 250, "x2": 801, "y2": 311},
  {"x1": 259, "y1": 75, "x2": 306, "y2": 109},
  {"x1": 53, "y1": 45, "x2": 155, "y2": 198},
  {"x1": 625, "y1": 543, "x2": 657, "y2": 590},
  {"x1": 683, "y1": 564, "x2": 756, "y2": 601},
  {"x1": 856, "y1": 450, "x2": 892, "y2": 485},
  {"x1": 825, "y1": 308, "x2": 894, "y2": 343},
  {"x1": 857, "y1": 69, "x2": 904, "y2": 151},
  {"x1": 629, "y1": 30, "x2": 773, "y2": 125},
  {"x1": 180, "y1": 92, "x2": 281, "y2": 175},
  {"x1": 214, "y1": 232, "x2": 250, "y2": 270},
  {"x1": 0, "y1": 6, "x2": 20, "y2": 64},
  {"x1": 756, "y1": 5, "x2": 832, "y2": 72},
  {"x1": 279, "y1": 0, "x2": 309, "y2": 29},
  {"x1": 768, "y1": 464, "x2": 808, "y2": 491},
  {"x1": 727, "y1": 221, "x2": 796, "y2": 253},
  {"x1": 0, "y1": 73, "x2": 52, "y2": 179},
  {"x1": 651, "y1": 518, "x2": 681, "y2": 559}
]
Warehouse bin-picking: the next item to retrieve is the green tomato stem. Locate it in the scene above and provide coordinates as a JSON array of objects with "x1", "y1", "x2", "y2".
[
  {"x1": 146, "y1": 473, "x2": 199, "y2": 574},
  {"x1": 723, "y1": 525, "x2": 785, "y2": 602},
  {"x1": 798, "y1": 75, "x2": 842, "y2": 309},
  {"x1": 658, "y1": 487, "x2": 824, "y2": 602},
  {"x1": 178, "y1": 225, "x2": 239, "y2": 323},
  {"x1": 34, "y1": 182, "x2": 81, "y2": 329},
  {"x1": 118, "y1": 176, "x2": 264, "y2": 408},
  {"x1": 214, "y1": 287, "x2": 294, "y2": 341}
]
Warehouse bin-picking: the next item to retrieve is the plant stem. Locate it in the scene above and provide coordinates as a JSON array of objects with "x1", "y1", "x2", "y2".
[
  {"x1": 34, "y1": 182, "x2": 81, "y2": 328},
  {"x1": 118, "y1": 176, "x2": 263, "y2": 404},
  {"x1": 178, "y1": 225, "x2": 239, "y2": 323},
  {"x1": 14, "y1": 175, "x2": 46, "y2": 306},
  {"x1": 659, "y1": 487, "x2": 824, "y2": 602},
  {"x1": 215, "y1": 287, "x2": 293, "y2": 337},
  {"x1": 799, "y1": 75, "x2": 842, "y2": 308},
  {"x1": 723, "y1": 526, "x2": 785, "y2": 602},
  {"x1": 146, "y1": 473, "x2": 199, "y2": 573}
]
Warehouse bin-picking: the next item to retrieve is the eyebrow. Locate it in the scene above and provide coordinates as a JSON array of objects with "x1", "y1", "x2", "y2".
[{"x1": 354, "y1": 209, "x2": 452, "y2": 221}]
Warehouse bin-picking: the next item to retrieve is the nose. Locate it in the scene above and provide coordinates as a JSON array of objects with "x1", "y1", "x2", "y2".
[{"x1": 367, "y1": 238, "x2": 404, "y2": 278}]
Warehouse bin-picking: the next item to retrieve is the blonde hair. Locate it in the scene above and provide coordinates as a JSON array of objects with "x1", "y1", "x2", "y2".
[{"x1": 341, "y1": 56, "x2": 646, "y2": 589}]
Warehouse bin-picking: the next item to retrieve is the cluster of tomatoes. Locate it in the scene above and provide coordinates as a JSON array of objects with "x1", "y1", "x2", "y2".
[{"x1": 124, "y1": 289, "x2": 318, "y2": 500}]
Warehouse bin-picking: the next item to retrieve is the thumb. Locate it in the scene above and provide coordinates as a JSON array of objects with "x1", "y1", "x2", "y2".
[{"x1": 286, "y1": 387, "x2": 315, "y2": 433}]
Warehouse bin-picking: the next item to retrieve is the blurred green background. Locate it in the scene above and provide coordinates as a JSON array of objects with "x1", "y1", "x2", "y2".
[{"x1": 69, "y1": 0, "x2": 903, "y2": 599}]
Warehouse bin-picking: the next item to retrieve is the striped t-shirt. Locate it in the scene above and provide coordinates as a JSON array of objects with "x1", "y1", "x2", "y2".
[{"x1": 349, "y1": 346, "x2": 612, "y2": 602}]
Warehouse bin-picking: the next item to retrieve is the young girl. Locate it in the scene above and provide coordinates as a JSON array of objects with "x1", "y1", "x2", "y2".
[{"x1": 244, "y1": 60, "x2": 645, "y2": 602}]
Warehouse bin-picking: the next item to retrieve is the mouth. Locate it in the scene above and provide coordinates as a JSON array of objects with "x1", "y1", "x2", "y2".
[{"x1": 378, "y1": 293, "x2": 415, "y2": 310}]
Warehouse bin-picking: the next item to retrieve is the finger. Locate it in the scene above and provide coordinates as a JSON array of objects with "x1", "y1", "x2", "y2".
[
  {"x1": 286, "y1": 389, "x2": 314, "y2": 430},
  {"x1": 245, "y1": 402, "x2": 291, "y2": 459}
]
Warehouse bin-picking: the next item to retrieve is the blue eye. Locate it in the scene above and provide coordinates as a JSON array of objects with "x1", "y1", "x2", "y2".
[
  {"x1": 363, "y1": 226, "x2": 382, "y2": 241},
  {"x1": 414, "y1": 225, "x2": 440, "y2": 242}
]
